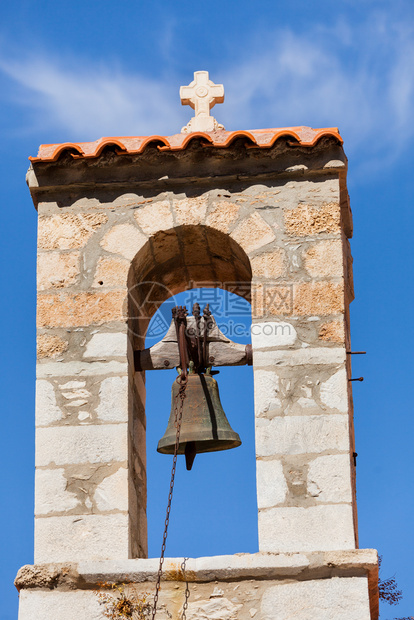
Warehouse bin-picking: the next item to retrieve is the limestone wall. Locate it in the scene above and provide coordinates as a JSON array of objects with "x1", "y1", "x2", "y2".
[
  {"x1": 34, "y1": 163, "x2": 356, "y2": 562},
  {"x1": 16, "y1": 550, "x2": 378, "y2": 620},
  {"x1": 18, "y1": 577, "x2": 372, "y2": 620},
  {"x1": 21, "y1": 136, "x2": 378, "y2": 617}
]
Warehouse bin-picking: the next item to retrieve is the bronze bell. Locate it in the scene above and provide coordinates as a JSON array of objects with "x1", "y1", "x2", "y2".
[{"x1": 157, "y1": 371, "x2": 241, "y2": 470}]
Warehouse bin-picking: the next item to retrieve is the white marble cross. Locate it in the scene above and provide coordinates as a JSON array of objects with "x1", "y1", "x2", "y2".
[{"x1": 180, "y1": 71, "x2": 225, "y2": 133}]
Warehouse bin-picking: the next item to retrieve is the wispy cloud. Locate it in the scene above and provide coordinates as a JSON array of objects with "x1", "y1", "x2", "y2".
[
  {"x1": 220, "y1": 18, "x2": 414, "y2": 166},
  {"x1": 0, "y1": 13, "x2": 413, "y2": 169},
  {"x1": 0, "y1": 56, "x2": 183, "y2": 139}
]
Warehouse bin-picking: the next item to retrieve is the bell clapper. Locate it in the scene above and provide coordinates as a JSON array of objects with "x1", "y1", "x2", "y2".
[{"x1": 185, "y1": 441, "x2": 197, "y2": 470}]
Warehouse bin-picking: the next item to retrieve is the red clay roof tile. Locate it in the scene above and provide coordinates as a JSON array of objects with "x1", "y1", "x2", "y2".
[{"x1": 29, "y1": 127, "x2": 342, "y2": 163}]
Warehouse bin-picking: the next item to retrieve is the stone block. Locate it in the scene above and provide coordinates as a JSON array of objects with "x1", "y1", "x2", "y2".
[
  {"x1": 307, "y1": 454, "x2": 352, "y2": 503},
  {"x1": 261, "y1": 576, "x2": 370, "y2": 619},
  {"x1": 251, "y1": 321, "x2": 297, "y2": 348},
  {"x1": 256, "y1": 459, "x2": 288, "y2": 508},
  {"x1": 205, "y1": 200, "x2": 240, "y2": 233},
  {"x1": 206, "y1": 226, "x2": 233, "y2": 259},
  {"x1": 34, "y1": 513, "x2": 129, "y2": 563},
  {"x1": 96, "y1": 376, "x2": 128, "y2": 422},
  {"x1": 324, "y1": 548, "x2": 378, "y2": 570},
  {"x1": 284, "y1": 203, "x2": 341, "y2": 236},
  {"x1": 84, "y1": 332, "x2": 127, "y2": 358},
  {"x1": 76, "y1": 552, "x2": 312, "y2": 583},
  {"x1": 110, "y1": 193, "x2": 142, "y2": 207},
  {"x1": 37, "y1": 251, "x2": 80, "y2": 290},
  {"x1": 133, "y1": 368, "x2": 146, "y2": 396},
  {"x1": 92, "y1": 256, "x2": 130, "y2": 287},
  {"x1": 254, "y1": 347, "x2": 346, "y2": 367},
  {"x1": 134, "y1": 200, "x2": 174, "y2": 234},
  {"x1": 294, "y1": 282, "x2": 344, "y2": 315},
  {"x1": 251, "y1": 249, "x2": 285, "y2": 278},
  {"x1": 35, "y1": 468, "x2": 80, "y2": 515},
  {"x1": 36, "y1": 380, "x2": 63, "y2": 426},
  {"x1": 152, "y1": 229, "x2": 180, "y2": 263},
  {"x1": 17, "y1": 549, "x2": 375, "y2": 589},
  {"x1": 38, "y1": 213, "x2": 108, "y2": 250},
  {"x1": 37, "y1": 290, "x2": 126, "y2": 327},
  {"x1": 319, "y1": 368, "x2": 348, "y2": 412},
  {"x1": 36, "y1": 424, "x2": 128, "y2": 466},
  {"x1": 173, "y1": 195, "x2": 208, "y2": 225},
  {"x1": 255, "y1": 414, "x2": 349, "y2": 456},
  {"x1": 182, "y1": 225, "x2": 211, "y2": 265},
  {"x1": 210, "y1": 257, "x2": 236, "y2": 283},
  {"x1": 78, "y1": 411, "x2": 91, "y2": 422},
  {"x1": 231, "y1": 212, "x2": 276, "y2": 254},
  {"x1": 37, "y1": 360, "x2": 127, "y2": 378},
  {"x1": 258, "y1": 504, "x2": 355, "y2": 552},
  {"x1": 304, "y1": 239, "x2": 343, "y2": 278},
  {"x1": 60, "y1": 380, "x2": 86, "y2": 389},
  {"x1": 18, "y1": 590, "x2": 103, "y2": 620},
  {"x1": 61, "y1": 383, "x2": 90, "y2": 402},
  {"x1": 15, "y1": 563, "x2": 66, "y2": 591},
  {"x1": 319, "y1": 320, "x2": 345, "y2": 343},
  {"x1": 93, "y1": 466, "x2": 128, "y2": 512},
  {"x1": 252, "y1": 283, "x2": 293, "y2": 318},
  {"x1": 37, "y1": 334, "x2": 68, "y2": 359},
  {"x1": 100, "y1": 223, "x2": 147, "y2": 260},
  {"x1": 186, "y1": 597, "x2": 242, "y2": 619},
  {"x1": 253, "y1": 369, "x2": 281, "y2": 417},
  {"x1": 186, "y1": 264, "x2": 216, "y2": 286}
]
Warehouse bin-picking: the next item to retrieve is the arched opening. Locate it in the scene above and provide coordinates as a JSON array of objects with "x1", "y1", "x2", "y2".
[
  {"x1": 146, "y1": 288, "x2": 257, "y2": 558},
  {"x1": 127, "y1": 224, "x2": 252, "y2": 348},
  {"x1": 127, "y1": 225, "x2": 256, "y2": 558}
]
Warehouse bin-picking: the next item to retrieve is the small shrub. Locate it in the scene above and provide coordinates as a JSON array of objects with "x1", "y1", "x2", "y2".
[
  {"x1": 378, "y1": 556, "x2": 413, "y2": 620},
  {"x1": 95, "y1": 582, "x2": 152, "y2": 619}
]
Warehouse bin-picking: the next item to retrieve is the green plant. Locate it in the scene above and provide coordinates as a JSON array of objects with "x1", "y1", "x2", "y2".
[
  {"x1": 378, "y1": 556, "x2": 413, "y2": 620},
  {"x1": 95, "y1": 582, "x2": 152, "y2": 619}
]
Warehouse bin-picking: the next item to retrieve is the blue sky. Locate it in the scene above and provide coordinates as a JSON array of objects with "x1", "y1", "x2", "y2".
[{"x1": 0, "y1": 1, "x2": 413, "y2": 618}]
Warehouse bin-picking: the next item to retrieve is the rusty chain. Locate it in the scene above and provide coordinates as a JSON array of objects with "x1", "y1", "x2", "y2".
[
  {"x1": 181, "y1": 557, "x2": 190, "y2": 620},
  {"x1": 151, "y1": 374, "x2": 187, "y2": 619}
]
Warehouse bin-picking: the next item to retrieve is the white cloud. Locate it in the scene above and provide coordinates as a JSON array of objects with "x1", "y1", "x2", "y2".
[
  {"x1": 220, "y1": 21, "x2": 414, "y2": 166},
  {"x1": 0, "y1": 56, "x2": 183, "y2": 139},
  {"x1": 0, "y1": 14, "x2": 413, "y2": 170}
]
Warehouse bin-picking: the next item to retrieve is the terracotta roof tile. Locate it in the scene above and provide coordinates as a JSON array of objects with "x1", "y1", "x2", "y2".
[{"x1": 29, "y1": 126, "x2": 342, "y2": 163}]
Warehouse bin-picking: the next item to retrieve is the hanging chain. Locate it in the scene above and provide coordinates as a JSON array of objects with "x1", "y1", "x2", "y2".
[
  {"x1": 181, "y1": 557, "x2": 190, "y2": 620},
  {"x1": 152, "y1": 375, "x2": 187, "y2": 620}
]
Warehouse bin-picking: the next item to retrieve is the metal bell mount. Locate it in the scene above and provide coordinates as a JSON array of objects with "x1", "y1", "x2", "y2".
[{"x1": 157, "y1": 303, "x2": 241, "y2": 470}]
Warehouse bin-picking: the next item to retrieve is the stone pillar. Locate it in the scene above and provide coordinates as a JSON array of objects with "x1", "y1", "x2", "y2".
[
  {"x1": 35, "y1": 207, "x2": 147, "y2": 562},
  {"x1": 248, "y1": 182, "x2": 357, "y2": 552}
]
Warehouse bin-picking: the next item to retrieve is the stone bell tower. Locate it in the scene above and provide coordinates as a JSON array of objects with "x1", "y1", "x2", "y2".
[{"x1": 16, "y1": 71, "x2": 379, "y2": 619}]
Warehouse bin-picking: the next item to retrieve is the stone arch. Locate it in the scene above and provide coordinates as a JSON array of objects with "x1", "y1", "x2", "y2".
[
  {"x1": 126, "y1": 224, "x2": 252, "y2": 558},
  {"x1": 127, "y1": 224, "x2": 252, "y2": 344},
  {"x1": 32, "y1": 185, "x2": 355, "y2": 564}
]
